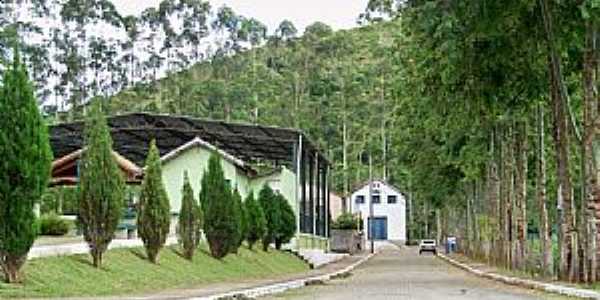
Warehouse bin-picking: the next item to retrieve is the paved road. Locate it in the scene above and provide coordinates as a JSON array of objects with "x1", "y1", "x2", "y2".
[{"x1": 262, "y1": 246, "x2": 569, "y2": 300}]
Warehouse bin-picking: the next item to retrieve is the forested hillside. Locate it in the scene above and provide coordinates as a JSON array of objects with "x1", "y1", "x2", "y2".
[
  {"x1": 0, "y1": 0, "x2": 403, "y2": 196},
  {"x1": 108, "y1": 20, "x2": 403, "y2": 196}
]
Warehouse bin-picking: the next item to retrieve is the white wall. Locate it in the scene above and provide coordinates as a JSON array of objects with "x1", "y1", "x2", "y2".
[{"x1": 350, "y1": 180, "x2": 406, "y2": 242}]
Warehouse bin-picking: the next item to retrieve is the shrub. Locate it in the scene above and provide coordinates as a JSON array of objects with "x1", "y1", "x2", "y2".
[
  {"x1": 331, "y1": 213, "x2": 362, "y2": 230},
  {"x1": 244, "y1": 191, "x2": 266, "y2": 250},
  {"x1": 39, "y1": 214, "x2": 72, "y2": 236},
  {"x1": 200, "y1": 154, "x2": 237, "y2": 259},
  {"x1": 137, "y1": 140, "x2": 171, "y2": 263}
]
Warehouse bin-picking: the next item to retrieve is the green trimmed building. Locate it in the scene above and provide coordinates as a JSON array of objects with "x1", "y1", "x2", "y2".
[{"x1": 49, "y1": 113, "x2": 330, "y2": 250}]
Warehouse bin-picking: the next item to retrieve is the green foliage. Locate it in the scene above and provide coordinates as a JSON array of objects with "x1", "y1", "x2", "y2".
[
  {"x1": 0, "y1": 51, "x2": 52, "y2": 283},
  {"x1": 78, "y1": 100, "x2": 125, "y2": 268},
  {"x1": 258, "y1": 184, "x2": 280, "y2": 251},
  {"x1": 137, "y1": 140, "x2": 171, "y2": 263},
  {"x1": 244, "y1": 191, "x2": 267, "y2": 250},
  {"x1": 331, "y1": 213, "x2": 362, "y2": 230},
  {"x1": 230, "y1": 189, "x2": 246, "y2": 253},
  {"x1": 275, "y1": 194, "x2": 296, "y2": 250},
  {"x1": 41, "y1": 187, "x2": 79, "y2": 215},
  {"x1": 258, "y1": 185, "x2": 296, "y2": 250},
  {"x1": 39, "y1": 214, "x2": 72, "y2": 236},
  {"x1": 178, "y1": 171, "x2": 202, "y2": 260},
  {"x1": 200, "y1": 154, "x2": 238, "y2": 258}
]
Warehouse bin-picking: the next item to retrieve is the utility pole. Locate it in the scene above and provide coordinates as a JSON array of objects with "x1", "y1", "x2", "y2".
[{"x1": 369, "y1": 153, "x2": 374, "y2": 254}]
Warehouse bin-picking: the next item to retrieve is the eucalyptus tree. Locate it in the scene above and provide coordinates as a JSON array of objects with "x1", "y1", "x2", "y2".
[
  {"x1": 237, "y1": 17, "x2": 267, "y2": 121},
  {"x1": 140, "y1": 7, "x2": 164, "y2": 83},
  {"x1": 178, "y1": 0, "x2": 210, "y2": 64},
  {"x1": 210, "y1": 5, "x2": 241, "y2": 120},
  {"x1": 121, "y1": 15, "x2": 141, "y2": 88},
  {"x1": 275, "y1": 20, "x2": 297, "y2": 42},
  {"x1": 60, "y1": 0, "x2": 122, "y2": 116}
]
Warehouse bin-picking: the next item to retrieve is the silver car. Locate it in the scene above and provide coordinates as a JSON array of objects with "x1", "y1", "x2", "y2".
[{"x1": 419, "y1": 239, "x2": 437, "y2": 255}]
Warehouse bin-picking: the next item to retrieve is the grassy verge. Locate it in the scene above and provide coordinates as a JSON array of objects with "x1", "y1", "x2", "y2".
[{"x1": 0, "y1": 244, "x2": 309, "y2": 298}]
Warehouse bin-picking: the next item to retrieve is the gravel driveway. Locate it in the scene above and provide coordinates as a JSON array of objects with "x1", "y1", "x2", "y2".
[{"x1": 262, "y1": 246, "x2": 570, "y2": 300}]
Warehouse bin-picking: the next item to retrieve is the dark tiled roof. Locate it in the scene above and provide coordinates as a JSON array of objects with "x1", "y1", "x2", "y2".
[{"x1": 50, "y1": 112, "x2": 325, "y2": 168}]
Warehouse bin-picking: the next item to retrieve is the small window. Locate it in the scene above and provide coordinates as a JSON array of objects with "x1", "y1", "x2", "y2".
[
  {"x1": 372, "y1": 195, "x2": 381, "y2": 204},
  {"x1": 355, "y1": 195, "x2": 365, "y2": 204},
  {"x1": 225, "y1": 179, "x2": 232, "y2": 188},
  {"x1": 388, "y1": 195, "x2": 397, "y2": 204}
]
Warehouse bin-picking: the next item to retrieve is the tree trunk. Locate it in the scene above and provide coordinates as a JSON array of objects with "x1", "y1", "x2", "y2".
[
  {"x1": 507, "y1": 124, "x2": 516, "y2": 270},
  {"x1": 488, "y1": 128, "x2": 501, "y2": 265},
  {"x1": 537, "y1": 103, "x2": 553, "y2": 277},
  {"x1": 466, "y1": 185, "x2": 472, "y2": 257},
  {"x1": 380, "y1": 74, "x2": 387, "y2": 180},
  {"x1": 540, "y1": 0, "x2": 578, "y2": 281},
  {"x1": 1, "y1": 253, "x2": 26, "y2": 283},
  {"x1": 550, "y1": 63, "x2": 577, "y2": 281},
  {"x1": 342, "y1": 92, "x2": 349, "y2": 212},
  {"x1": 147, "y1": 248, "x2": 159, "y2": 264},
  {"x1": 515, "y1": 121, "x2": 528, "y2": 270},
  {"x1": 92, "y1": 249, "x2": 102, "y2": 268},
  {"x1": 583, "y1": 18, "x2": 599, "y2": 283},
  {"x1": 424, "y1": 200, "x2": 429, "y2": 238},
  {"x1": 436, "y1": 208, "x2": 442, "y2": 245},
  {"x1": 499, "y1": 124, "x2": 514, "y2": 269},
  {"x1": 275, "y1": 240, "x2": 282, "y2": 250}
]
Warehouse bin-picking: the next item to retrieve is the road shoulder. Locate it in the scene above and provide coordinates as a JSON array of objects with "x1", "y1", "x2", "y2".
[{"x1": 438, "y1": 252, "x2": 600, "y2": 299}]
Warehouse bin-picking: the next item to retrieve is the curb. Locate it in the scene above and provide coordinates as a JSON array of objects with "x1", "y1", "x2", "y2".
[
  {"x1": 189, "y1": 253, "x2": 375, "y2": 300},
  {"x1": 438, "y1": 253, "x2": 600, "y2": 299}
]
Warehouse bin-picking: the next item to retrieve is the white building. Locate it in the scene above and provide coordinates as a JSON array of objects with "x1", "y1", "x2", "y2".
[{"x1": 349, "y1": 180, "x2": 406, "y2": 243}]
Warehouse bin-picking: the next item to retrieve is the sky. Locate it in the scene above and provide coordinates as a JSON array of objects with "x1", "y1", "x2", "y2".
[{"x1": 112, "y1": 0, "x2": 369, "y2": 34}]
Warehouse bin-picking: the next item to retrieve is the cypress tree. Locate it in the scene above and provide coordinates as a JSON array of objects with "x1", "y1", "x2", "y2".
[
  {"x1": 275, "y1": 194, "x2": 296, "y2": 250},
  {"x1": 259, "y1": 184, "x2": 280, "y2": 251},
  {"x1": 244, "y1": 191, "x2": 266, "y2": 250},
  {"x1": 138, "y1": 140, "x2": 171, "y2": 263},
  {"x1": 178, "y1": 171, "x2": 202, "y2": 260},
  {"x1": 200, "y1": 154, "x2": 237, "y2": 258},
  {"x1": 230, "y1": 188, "x2": 246, "y2": 253},
  {"x1": 0, "y1": 51, "x2": 52, "y2": 283},
  {"x1": 78, "y1": 100, "x2": 125, "y2": 268}
]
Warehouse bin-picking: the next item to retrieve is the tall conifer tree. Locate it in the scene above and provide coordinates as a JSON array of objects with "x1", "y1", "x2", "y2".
[
  {"x1": 259, "y1": 184, "x2": 280, "y2": 251},
  {"x1": 244, "y1": 191, "x2": 266, "y2": 250},
  {"x1": 138, "y1": 140, "x2": 171, "y2": 263},
  {"x1": 200, "y1": 154, "x2": 237, "y2": 258},
  {"x1": 178, "y1": 171, "x2": 202, "y2": 260},
  {"x1": 0, "y1": 51, "x2": 52, "y2": 283},
  {"x1": 275, "y1": 194, "x2": 296, "y2": 250},
  {"x1": 78, "y1": 100, "x2": 124, "y2": 268},
  {"x1": 230, "y1": 188, "x2": 246, "y2": 253}
]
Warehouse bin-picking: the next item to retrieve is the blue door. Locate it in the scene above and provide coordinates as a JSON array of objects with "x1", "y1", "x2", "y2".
[{"x1": 368, "y1": 217, "x2": 388, "y2": 240}]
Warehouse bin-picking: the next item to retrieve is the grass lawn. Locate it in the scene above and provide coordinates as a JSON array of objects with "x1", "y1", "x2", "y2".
[{"x1": 0, "y1": 244, "x2": 309, "y2": 298}]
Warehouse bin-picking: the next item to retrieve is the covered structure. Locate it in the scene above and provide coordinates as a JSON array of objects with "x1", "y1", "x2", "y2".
[{"x1": 49, "y1": 113, "x2": 331, "y2": 244}]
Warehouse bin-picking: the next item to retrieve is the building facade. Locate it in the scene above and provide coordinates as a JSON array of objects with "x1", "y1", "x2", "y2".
[
  {"x1": 349, "y1": 180, "x2": 406, "y2": 242},
  {"x1": 49, "y1": 113, "x2": 330, "y2": 250}
]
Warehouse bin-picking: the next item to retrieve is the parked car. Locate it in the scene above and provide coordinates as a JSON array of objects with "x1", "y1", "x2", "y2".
[{"x1": 419, "y1": 239, "x2": 437, "y2": 255}]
